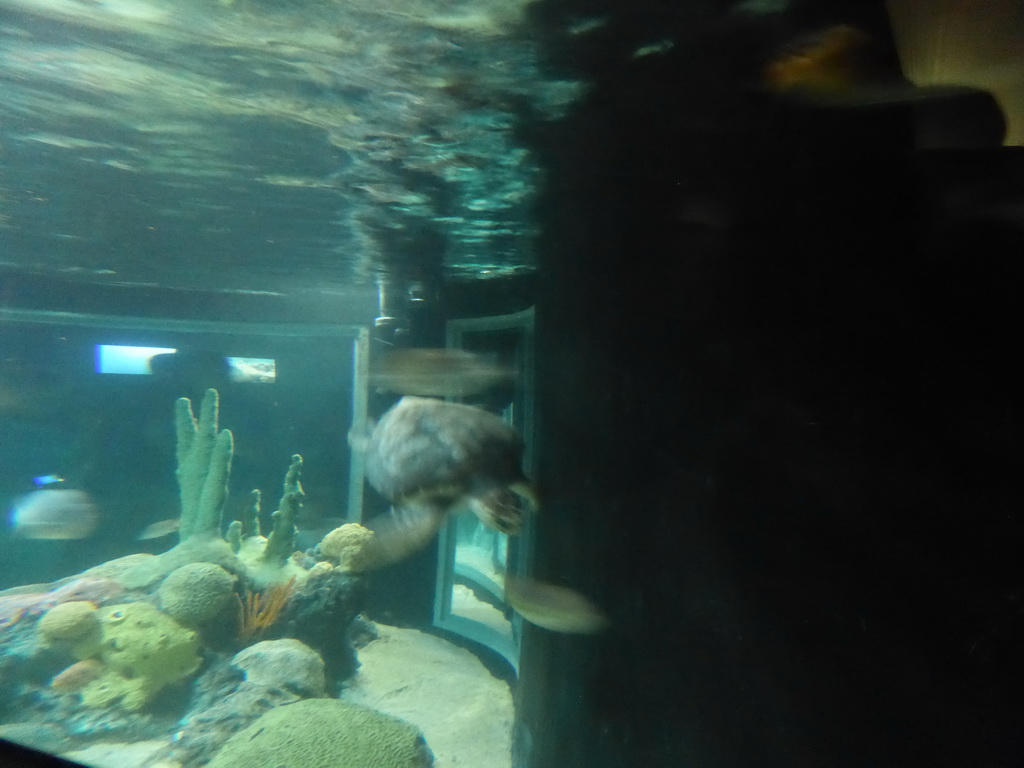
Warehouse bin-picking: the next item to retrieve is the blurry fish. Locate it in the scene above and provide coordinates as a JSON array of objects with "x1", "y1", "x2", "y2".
[
  {"x1": 51, "y1": 659, "x2": 103, "y2": 693},
  {"x1": 505, "y1": 576, "x2": 609, "y2": 634},
  {"x1": 8, "y1": 489, "x2": 99, "y2": 540},
  {"x1": 136, "y1": 518, "x2": 180, "y2": 540},
  {"x1": 370, "y1": 348, "x2": 513, "y2": 398},
  {"x1": 764, "y1": 25, "x2": 879, "y2": 97}
]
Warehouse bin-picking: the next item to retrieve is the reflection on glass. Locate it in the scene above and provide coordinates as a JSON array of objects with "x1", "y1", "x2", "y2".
[{"x1": 432, "y1": 308, "x2": 534, "y2": 672}]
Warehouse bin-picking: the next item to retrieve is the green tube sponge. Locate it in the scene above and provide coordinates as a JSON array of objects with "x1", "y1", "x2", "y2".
[
  {"x1": 176, "y1": 389, "x2": 234, "y2": 541},
  {"x1": 206, "y1": 699, "x2": 433, "y2": 768},
  {"x1": 80, "y1": 602, "x2": 202, "y2": 711},
  {"x1": 159, "y1": 562, "x2": 237, "y2": 627},
  {"x1": 261, "y1": 455, "x2": 304, "y2": 567}
]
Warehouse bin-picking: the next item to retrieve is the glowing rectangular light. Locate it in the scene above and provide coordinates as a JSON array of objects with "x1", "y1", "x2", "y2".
[
  {"x1": 227, "y1": 357, "x2": 276, "y2": 383},
  {"x1": 95, "y1": 344, "x2": 177, "y2": 374}
]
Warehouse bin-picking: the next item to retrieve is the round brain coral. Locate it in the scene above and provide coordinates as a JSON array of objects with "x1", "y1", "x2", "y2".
[
  {"x1": 206, "y1": 698, "x2": 433, "y2": 768},
  {"x1": 320, "y1": 523, "x2": 375, "y2": 571},
  {"x1": 159, "y1": 562, "x2": 237, "y2": 627},
  {"x1": 38, "y1": 601, "x2": 99, "y2": 642}
]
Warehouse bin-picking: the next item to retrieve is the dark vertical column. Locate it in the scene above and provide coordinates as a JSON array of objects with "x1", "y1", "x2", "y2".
[{"x1": 515, "y1": 1, "x2": 1023, "y2": 767}]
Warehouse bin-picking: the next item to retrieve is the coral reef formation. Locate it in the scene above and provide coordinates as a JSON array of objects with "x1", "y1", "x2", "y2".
[
  {"x1": 228, "y1": 455, "x2": 308, "y2": 587},
  {"x1": 320, "y1": 523, "x2": 376, "y2": 571},
  {"x1": 37, "y1": 601, "x2": 99, "y2": 643},
  {"x1": 236, "y1": 577, "x2": 296, "y2": 641},
  {"x1": 268, "y1": 566, "x2": 367, "y2": 683},
  {"x1": 205, "y1": 699, "x2": 434, "y2": 768},
  {"x1": 0, "y1": 389, "x2": 399, "y2": 764},
  {"x1": 176, "y1": 388, "x2": 234, "y2": 542},
  {"x1": 78, "y1": 602, "x2": 203, "y2": 711},
  {"x1": 159, "y1": 562, "x2": 237, "y2": 627}
]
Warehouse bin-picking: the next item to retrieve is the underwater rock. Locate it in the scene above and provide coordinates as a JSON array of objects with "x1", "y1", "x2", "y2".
[
  {"x1": 165, "y1": 656, "x2": 300, "y2": 767},
  {"x1": 268, "y1": 567, "x2": 367, "y2": 684},
  {"x1": 79, "y1": 603, "x2": 203, "y2": 711},
  {"x1": 159, "y1": 562, "x2": 237, "y2": 628},
  {"x1": 0, "y1": 577, "x2": 124, "y2": 629},
  {"x1": 231, "y1": 638, "x2": 325, "y2": 697},
  {"x1": 205, "y1": 699, "x2": 433, "y2": 768},
  {"x1": 78, "y1": 554, "x2": 157, "y2": 583},
  {"x1": 120, "y1": 537, "x2": 243, "y2": 591}
]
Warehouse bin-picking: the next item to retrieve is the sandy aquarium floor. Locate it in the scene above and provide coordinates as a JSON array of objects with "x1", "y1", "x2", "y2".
[
  {"x1": 62, "y1": 623, "x2": 514, "y2": 768},
  {"x1": 341, "y1": 624, "x2": 514, "y2": 768}
]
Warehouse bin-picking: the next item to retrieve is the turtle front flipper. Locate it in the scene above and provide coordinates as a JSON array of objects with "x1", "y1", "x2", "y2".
[{"x1": 359, "y1": 503, "x2": 447, "y2": 570}]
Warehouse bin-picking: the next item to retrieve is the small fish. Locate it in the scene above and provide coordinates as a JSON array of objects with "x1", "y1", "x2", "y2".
[
  {"x1": 764, "y1": 24, "x2": 880, "y2": 98},
  {"x1": 8, "y1": 489, "x2": 99, "y2": 540},
  {"x1": 136, "y1": 518, "x2": 180, "y2": 540},
  {"x1": 32, "y1": 475, "x2": 64, "y2": 487},
  {"x1": 51, "y1": 659, "x2": 104, "y2": 693},
  {"x1": 505, "y1": 576, "x2": 609, "y2": 634},
  {"x1": 370, "y1": 348, "x2": 513, "y2": 398}
]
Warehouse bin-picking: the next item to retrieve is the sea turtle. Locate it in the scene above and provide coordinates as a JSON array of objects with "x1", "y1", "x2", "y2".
[{"x1": 360, "y1": 396, "x2": 537, "y2": 567}]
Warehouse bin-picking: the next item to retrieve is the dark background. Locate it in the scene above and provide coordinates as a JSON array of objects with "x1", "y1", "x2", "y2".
[{"x1": 519, "y1": 0, "x2": 1024, "y2": 766}]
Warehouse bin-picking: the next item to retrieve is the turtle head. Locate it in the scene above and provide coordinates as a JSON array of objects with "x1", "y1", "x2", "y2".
[{"x1": 468, "y1": 488, "x2": 523, "y2": 535}]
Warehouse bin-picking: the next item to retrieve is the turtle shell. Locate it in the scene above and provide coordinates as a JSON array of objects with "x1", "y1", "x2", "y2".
[{"x1": 364, "y1": 396, "x2": 526, "y2": 506}]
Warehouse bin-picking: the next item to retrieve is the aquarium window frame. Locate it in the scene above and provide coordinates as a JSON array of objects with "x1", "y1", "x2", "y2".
[
  {"x1": 0, "y1": 306, "x2": 371, "y2": 525},
  {"x1": 433, "y1": 306, "x2": 535, "y2": 674}
]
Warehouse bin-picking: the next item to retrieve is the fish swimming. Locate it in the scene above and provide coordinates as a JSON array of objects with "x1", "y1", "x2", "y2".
[
  {"x1": 505, "y1": 576, "x2": 608, "y2": 634},
  {"x1": 764, "y1": 25, "x2": 879, "y2": 97},
  {"x1": 369, "y1": 348, "x2": 513, "y2": 398},
  {"x1": 136, "y1": 518, "x2": 180, "y2": 540},
  {"x1": 8, "y1": 489, "x2": 99, "y2": 540}
]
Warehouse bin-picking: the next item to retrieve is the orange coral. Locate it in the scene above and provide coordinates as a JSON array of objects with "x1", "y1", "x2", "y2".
[{"x1": 236, "y1": 577, "x2": 296, "y2": 642}]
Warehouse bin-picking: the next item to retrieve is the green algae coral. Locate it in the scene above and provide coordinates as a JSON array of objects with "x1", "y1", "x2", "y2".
[
  {"x1": 206, "y1": 698, "x2": 433, "y2": 768},
  {"x1": 159, "y1": 562, "x2": 237, "y2": 627},
  {"x1": 176, "y1": 388, "x2": 233, "y2": 542},
  {"x1": 79, "y1": 602, "x2": 202, "y2": 711}
]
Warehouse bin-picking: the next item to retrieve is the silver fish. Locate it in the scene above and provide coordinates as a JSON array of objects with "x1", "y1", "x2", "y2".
[
  {"x1": 8, "y1": 489, "x2": 99, "y2": 540},
  {"x1": 505, "y1": 576, "x2": 608, "y2": 634},
  {"x1": 136, "y1": 518, "x2": 180, "y2": 540},
  {"x1": 370, "y1": 348, "x2": 512, "y2": 398}
]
